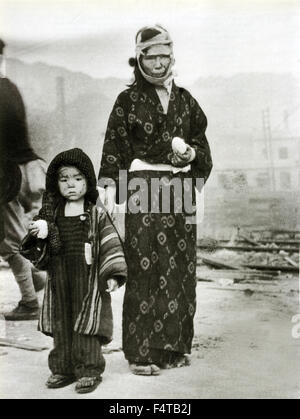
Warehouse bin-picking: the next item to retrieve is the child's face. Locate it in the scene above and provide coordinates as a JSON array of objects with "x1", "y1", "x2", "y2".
[{"x1": 57, "y1": 166, "x2": 87, "y2": 201}]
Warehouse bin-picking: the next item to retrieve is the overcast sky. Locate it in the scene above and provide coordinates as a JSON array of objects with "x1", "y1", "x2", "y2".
[{"x1": 1, "y1": 0, "x2": 299, "y2": 84}]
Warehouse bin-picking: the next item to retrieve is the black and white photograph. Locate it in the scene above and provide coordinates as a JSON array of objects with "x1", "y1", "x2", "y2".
[{"x1": 0, "y1": 0, "x2": 299, "y2": 400}]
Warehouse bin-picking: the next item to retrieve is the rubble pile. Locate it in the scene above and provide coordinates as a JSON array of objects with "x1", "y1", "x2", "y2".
[
  {"x1": 208, "y1": 249, "x2": 299, "y2": 268},
  {"x1": 197, "y1": 228, "x2": 299, "y2": 280}
]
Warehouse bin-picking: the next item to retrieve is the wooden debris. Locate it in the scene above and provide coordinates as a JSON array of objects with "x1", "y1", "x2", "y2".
[
  {"x1": 279, "y1": 250, "x2": 299, "y2": 268},
  {"x1": 197, "y1": 269, "x2": 276, "y2": 282},
  {"x1": 198, "y1": 228, "x2": 299, "y2": 275},
  {"x1": 198, "y1": 253, "x2": 298, "y2": 273},
  {"x1": 249, "y1": 228, "x2": 300, "y2": 235},
  {"x1": 198, "y1": 254, "x2": 243, "y2": 270},
  {"x1": 251, "y1": 239, "x2": 300, "y2": 245},
  {"x1": 228, "y1": 228, "x2": 238, "y2": 245},
  {"x1": 0, "y1": 338, "x2": 49, "y2": 352},
  {"x1": 238, "y1": 233, "x2": 260, "y2": 246},
  {"x1": 197, "y1": 245, "x2": 299, "y2": 253},
  {"x1": 207, "y1": 268, "x2": 280, "y2": 276},
  {"x1": 218, "y1": 239, "x2": 300, "y2": 245},
  {"x1": 241, "y1": 264, "x2": 298, "y2": 272}
]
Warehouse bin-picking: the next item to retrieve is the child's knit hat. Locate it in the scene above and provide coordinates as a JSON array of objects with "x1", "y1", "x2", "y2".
[{"x1": 46, "y1": 148, "x2": 98, "y2": 204}]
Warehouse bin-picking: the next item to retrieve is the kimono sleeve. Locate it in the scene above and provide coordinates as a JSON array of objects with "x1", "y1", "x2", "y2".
[
  {"x1": 188, "y1": 94, "x2": 213, "y2": 185},
  {"x1": 98, "y1": 93, "x2": 131, "y2": 190},
  {"x1": 98, "y1": 211, "x2": 127, "y2": 289}
]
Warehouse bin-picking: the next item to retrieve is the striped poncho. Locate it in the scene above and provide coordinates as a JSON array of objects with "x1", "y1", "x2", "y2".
[{"x1": 38, "y1": 205, "x2": 127, "y2": 342}]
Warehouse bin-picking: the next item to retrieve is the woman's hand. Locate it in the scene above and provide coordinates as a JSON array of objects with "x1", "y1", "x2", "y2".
[
  {"x1": 106, "y1": 278, "x2": 119, "y2": 293},
  {"x1": 171, "y1": 145, "x2": 196, "y2": 167}
]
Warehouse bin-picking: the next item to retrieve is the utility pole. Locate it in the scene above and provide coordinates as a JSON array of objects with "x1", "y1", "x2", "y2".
[
  {"x1": 262, "y1": 108, "x2": 275, "y2": 191},
  {"x1": 56, "y1": 76, "x2": 66, "y2": 141}
]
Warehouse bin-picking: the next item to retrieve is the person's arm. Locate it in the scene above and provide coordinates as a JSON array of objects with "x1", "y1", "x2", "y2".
[{"x1": 19, "y1": 159, "x2": 46, "y2": 199}]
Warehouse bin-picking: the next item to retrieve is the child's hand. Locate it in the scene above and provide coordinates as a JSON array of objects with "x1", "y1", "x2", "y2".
[
  {"x1": 106, "y1": 278, "x2": 119, "y2": 293},
  {"x1": 28, "y1": 220, "x2": 48, "y2": 239}
]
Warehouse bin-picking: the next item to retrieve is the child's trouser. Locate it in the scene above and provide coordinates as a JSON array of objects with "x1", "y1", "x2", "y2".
[
  {"x1": 48, "y1": 215, "x2": 105, "y2": 379},
  {"x1": 48, "y1": 327, "x2": 105, "y2": 379},
  {"x1": 48, "y1": 269, "x2": 105, "y2": 378}
]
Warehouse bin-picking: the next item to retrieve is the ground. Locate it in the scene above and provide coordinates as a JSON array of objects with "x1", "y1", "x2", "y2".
[{"x1": 0, "y1": 266, "x2": 299, "y2": 399}]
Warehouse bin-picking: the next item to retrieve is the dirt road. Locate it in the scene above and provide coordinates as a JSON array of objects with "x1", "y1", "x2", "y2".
[{"x1": 0, "y1": 267, "x2": 299, "y2": 399}]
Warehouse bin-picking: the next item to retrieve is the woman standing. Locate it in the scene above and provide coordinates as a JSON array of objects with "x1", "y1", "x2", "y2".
[{"x1": 99, "y1": 25, "x2": 213, "y2": 375}]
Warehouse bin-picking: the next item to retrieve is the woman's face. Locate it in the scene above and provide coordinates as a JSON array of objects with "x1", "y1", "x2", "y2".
[
  {"x1": 57, "y1": 166, "x2": 87, "y2": 201},
  {"x1": 0, "y1": 55, "x2": 5, "y2": 77},
  {"x1": 140, "y1": 44, "x2": 172, "y2": 78},
  {"x1": 141, "y1": 54, "x2": 171, "y2": 78}
]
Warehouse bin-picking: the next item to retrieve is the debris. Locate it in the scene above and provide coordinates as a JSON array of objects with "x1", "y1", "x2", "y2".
[
  {"x1": 218, "y1": 278, "x2": 235, "y2": 287},
  {"x1": 244, "y1": 289, "x2": 254, "y2": 297},
  {"x1": 196, "y1": 269, "x2": 277, "y2": 282},
  {"x1": 198, "y1": 248, "x2": 298, "y2": 273},
  {"x1": 196, "y1": 277, "x2": 214, "y2": 283},
  {"x1": 206, "y1": 268, "x2": 279, "y2": 276},
  {"x1": 279, "y1": 250, "x2": 299, "y2": 268},
  {"x1": 238, "y1": 233, "x2": 261, "y2": 247},
  {"x1": 198, "y1": 228, "x2": 299, "y2": 277},
  {"x1": 242, "y1": 264, "x2": 298, "y2": 272},
  {"x1": 0, "y1": 338, "x2": 49, "y2": 352},
  {"x1": 268, "y1": 229, "x2": 300, "y2": 235},
  {"x1": 197, "y1": 237, "x2": 219, "y2": 249},
  {"x1": 256, "y1": 239, "x2": 300, "y2": 245},
  {"x1": 219, "y1": 239, "x2": 300, "y2": 246},
  {"x1": 198, "y1": 253, "x2": 243, "y2": 270},
  {"x1": 197, "y1": 244, "x2": 299, "y2": 253}
]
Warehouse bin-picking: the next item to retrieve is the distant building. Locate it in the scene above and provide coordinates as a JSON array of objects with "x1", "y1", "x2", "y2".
[
  {"x1": 252, "y1": 134, "x2": 300, "y2": 191},
  {"x1": 209, "y1": 134, "x2": 300, "y2": 192},
  {"x1": 201, "y1": 109, "x2": 300, "y2": 235},
  {"x1": 207, "y1": 108, "x2": 300, "y2": 193}
]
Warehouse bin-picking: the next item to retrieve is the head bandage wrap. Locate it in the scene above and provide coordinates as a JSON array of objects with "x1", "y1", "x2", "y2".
[{"x1": 135, "y1": 25, "x2": 175, "y2": 87}]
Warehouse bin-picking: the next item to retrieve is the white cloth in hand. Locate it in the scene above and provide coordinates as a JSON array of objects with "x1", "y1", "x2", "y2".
[{"x1": 32, "y1": 220, "x2": 48, "y2": 239}]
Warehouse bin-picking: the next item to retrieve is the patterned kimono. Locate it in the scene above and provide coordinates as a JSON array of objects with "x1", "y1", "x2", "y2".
[{"x1": 99, "y1": 80, "x2": 212, "y2": 365}]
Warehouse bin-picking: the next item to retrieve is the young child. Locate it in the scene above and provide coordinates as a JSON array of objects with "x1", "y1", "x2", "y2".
[{"x1": 28, "y1": 148, "x2": 127, "y2": 394}]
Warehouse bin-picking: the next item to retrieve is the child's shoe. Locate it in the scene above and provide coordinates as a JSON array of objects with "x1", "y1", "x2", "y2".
[
  {"x1": 46, "y1": 374, "x2": 76, "y2": 389},
  {"x1": 75, "y1": 376, "x2": 102, "y2": 394}
]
